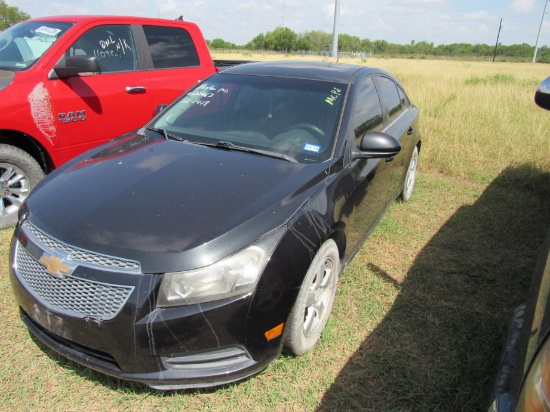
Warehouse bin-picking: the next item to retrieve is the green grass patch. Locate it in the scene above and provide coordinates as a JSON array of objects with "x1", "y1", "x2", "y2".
[{"x1": 465, "y1": 73, "x2": 518, "y2": 85}]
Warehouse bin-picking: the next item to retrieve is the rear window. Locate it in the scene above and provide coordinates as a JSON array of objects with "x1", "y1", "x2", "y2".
[
  {"x1": 376, "y1": 76, "x2": 404, "y2": 124},
  {"x1": 142, "y1": 26, "x2": 200, "y2": 69}
]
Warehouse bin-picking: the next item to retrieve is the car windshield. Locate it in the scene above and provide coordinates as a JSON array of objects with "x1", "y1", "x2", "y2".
[
  {"x1": 0, "y1": 21, "x2": 73, "y2": 71},
  {"x1": 151, "y1": 73, "x2": 347, "y2": 163}
]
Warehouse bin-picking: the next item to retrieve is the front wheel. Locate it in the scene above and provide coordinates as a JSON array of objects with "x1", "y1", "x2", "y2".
[
  {"x1": 284, "y1": 239, "x2": 340, "y2": 356},
  {"x1": 0, "y1": 145, "x2": 45, "y2": 229},
  {"x1": 401, "y1": 146, "x2": 419, "y2": 202}
]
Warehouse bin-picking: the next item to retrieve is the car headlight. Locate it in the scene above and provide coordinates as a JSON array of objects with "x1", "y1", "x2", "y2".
[{"x1": 157, "y1": 227, "x2": 285, "y2": 307}]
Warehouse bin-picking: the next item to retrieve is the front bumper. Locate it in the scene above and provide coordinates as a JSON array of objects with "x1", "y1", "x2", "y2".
[
  {"x1": 20, "y1": 308, "x2": 270, "y2": 389},
  {"x1": 9, "y1": 221, "x2": 287, "y2": 389}
]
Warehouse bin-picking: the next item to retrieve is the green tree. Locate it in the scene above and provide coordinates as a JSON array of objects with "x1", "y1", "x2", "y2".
[
  {"x1": 265, "y1": 26, "x2": 297, "y2": 52},
  {"x1": 245, "y1": 33, "x2": 266, "y2": 50},
  {"x1": 210, "y1": 38, "x2": 228, "y2": 49},
  {"x1": 0, "y1": 0, "x2": 30, "y2": 30},
  {"x1": 338, "y1": 34, "x2": 362, "y2": 52},
  {"x1": 372, "y1": 39, "x2": 390, "y2": 54},
  {"x1": 361, "y1": 38, "x2": 373, "y2": 52},
  {"x1": 412, "y1": 40, "x2": 434, "y2": 55},
  {"x1": 301, "y1": 30, "x2": 331, "y2": 52}
]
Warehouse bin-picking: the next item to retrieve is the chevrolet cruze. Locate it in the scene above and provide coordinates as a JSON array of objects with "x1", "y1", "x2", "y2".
[{"x1": 10, "y1": 61, "x2": 421, "y2": 389}]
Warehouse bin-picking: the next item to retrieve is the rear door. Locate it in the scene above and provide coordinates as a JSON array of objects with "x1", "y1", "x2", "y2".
[
  {"x1": 138, "y1": 24, "x2": 217, "y2": 108},
  {"x1": 46, "y1": 24, "x2": 154, "y2": 162},
  {"x1": 373, "y1": 75, "x2": 417, "y2": 202}
]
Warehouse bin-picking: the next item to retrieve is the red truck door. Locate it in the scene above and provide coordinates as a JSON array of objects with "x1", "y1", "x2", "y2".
[
  {"x1": 139, "y1": 24, "x2": 216, "y2": 108},
  {"x1": 45, "y1": 24, "x2": 154, "y2": 161}
]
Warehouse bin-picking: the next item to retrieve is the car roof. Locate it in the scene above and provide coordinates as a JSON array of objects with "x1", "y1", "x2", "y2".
[{"x1": 221, "y1": 61, "x2": 386, "y2": 84}]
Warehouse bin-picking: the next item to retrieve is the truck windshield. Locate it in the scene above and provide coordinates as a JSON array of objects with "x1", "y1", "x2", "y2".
[{"x1": 0, "y1": 21, "x2": 73, "y2": 71}]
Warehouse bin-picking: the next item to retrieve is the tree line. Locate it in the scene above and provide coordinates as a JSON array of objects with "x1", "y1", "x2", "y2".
[
  {"x1": 2, "y1": 1, "x2": 548, "y2": 63},
  {"x1": 208, "y1": 26, "x2": 550, "y2": 63}
]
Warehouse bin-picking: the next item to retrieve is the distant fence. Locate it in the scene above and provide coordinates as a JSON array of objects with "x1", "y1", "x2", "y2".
[
  {"x1": 294, "y1": 50, "x2": 371, "y2": 59},
  {"x1": 210, "y1": 48, "x2": 372, "y2": 59}
]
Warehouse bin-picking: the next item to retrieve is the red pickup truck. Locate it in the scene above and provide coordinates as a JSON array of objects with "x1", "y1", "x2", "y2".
[{"x1": 0, "y1": 15, "x2": 222, "y2": 227}]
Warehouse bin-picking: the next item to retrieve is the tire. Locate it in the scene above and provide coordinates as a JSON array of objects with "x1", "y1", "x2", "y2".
[
  {"x1": 0, "y1": 144, "x2": 45, "y2": 229},
  {"x1": 401, "y1": 146, "x2": 419, "y2": 202},
  {"x1": 284, "y1": 239, "x2": 340, "y2": 356}
]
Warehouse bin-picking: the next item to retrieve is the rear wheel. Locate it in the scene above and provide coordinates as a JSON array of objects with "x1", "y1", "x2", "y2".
[
  {"x1": 401, "y1": 146, "x2": 418, "y2": 202},
  {"x1": 284, "y1": 239, "x2": 340, "y2": 356},
  {"x1": 0, "y1": 144, "x2": 45, "y2": 228}
]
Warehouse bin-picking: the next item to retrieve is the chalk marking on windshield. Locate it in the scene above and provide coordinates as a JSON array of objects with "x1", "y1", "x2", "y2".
[{"x1": 325, "y1": 87, "x2": 342, "y2": 106}]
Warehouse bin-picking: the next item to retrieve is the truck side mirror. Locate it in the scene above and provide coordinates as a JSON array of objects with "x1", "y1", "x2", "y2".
[
  {"x1": 52, "y1": 55, "x2": 101, "y2": 79},
  {"x1": 352, "y1": 131, "x2": 402, "y2": 160},
  {"x1": 535, "y1": 77, "x2": 550, "y2": 111}
]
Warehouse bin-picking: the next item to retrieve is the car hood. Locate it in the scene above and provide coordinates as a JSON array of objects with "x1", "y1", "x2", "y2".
[{"x1": 25, "y1": 134, "x2": 331, "y2": 273}]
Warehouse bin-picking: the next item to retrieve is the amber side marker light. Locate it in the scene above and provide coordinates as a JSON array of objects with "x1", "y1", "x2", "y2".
[
  {"x1": 265, "y1": 323, "x2": 284, "y2": 341},
  {"x1": 517, "y1": 336, "x2": 550, "y2": 412}
]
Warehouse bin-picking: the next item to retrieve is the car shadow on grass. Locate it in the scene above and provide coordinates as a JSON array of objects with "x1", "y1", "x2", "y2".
[{"x1": 318, "y1": 164, "x2": 550, "y2": 411}]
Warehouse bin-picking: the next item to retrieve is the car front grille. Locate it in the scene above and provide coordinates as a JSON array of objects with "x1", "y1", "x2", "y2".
[
  {"x1": 15, "y1": 243, "x2": 134, "y2": 320},
  {"x1": 22, "y1": 221, "x2": 140, "y2": 272},
  {"x1": 13, "y1": 222, "x2": 139, "y2": 321}
]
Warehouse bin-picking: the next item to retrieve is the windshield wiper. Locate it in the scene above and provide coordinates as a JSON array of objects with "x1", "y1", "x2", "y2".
[
  {"x1": 146, "y1": 126, "x2": 184, "y2": 142},
  {"x1": 200, "y1": 141, "x2": 297, "y2": 163}
]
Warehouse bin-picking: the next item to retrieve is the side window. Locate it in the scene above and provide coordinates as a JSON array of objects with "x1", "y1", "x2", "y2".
[
  {"x1": 69, "y1": 25, "x2": 137, "y2": 73},
  {"x1": 142, "y1": 26, "x2": 200, "y2": 69},
  {"x1": 351, "y1": 77, "x2": 384, "y2": 142},
  {"x1": 376, "y1": 76, "x2": 403, "y2": 123},
  {"x1": 397, "y1": 86, "x2": 409, "y2": 110}
]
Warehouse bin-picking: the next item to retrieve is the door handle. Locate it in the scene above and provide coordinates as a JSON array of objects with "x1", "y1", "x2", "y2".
[
  {"x1": 407, "y1": 127, "x2": 414, "y2": 135},
  {"x1": 125, "y1": 86, "x2": 146, "y2": 94}
]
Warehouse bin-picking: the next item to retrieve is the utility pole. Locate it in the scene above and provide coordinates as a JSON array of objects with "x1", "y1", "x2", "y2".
[
  {"x1": 493, "y1": 19, "x2": 502, "y2": 63},
  {"x1": 533, "y1": 0, "x2": 549, "y2": 63},
  {"x1": 331, "y1": 0, "x2": 340, "y2": 58}
]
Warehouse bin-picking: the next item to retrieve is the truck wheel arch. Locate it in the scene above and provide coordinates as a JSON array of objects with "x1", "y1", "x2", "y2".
[{"x1": 0, "y1": 131, "x2": 50, "y2": 228}]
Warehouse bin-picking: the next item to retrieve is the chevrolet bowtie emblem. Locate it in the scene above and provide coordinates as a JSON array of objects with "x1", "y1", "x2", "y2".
[{"x1": 39, "y1": 253, "x2": 74, "y2": 278}]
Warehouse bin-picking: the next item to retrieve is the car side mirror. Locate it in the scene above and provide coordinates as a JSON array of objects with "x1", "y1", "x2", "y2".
[
  {"x1": 352, "y1": 131, "x2": 402, "y2": 160},
  {"x1": 535, "y1": 77, "x2": 550, "y2": 111},
  {"x1": 53, "y1": 55, "x2": 101, "y2": 79}
]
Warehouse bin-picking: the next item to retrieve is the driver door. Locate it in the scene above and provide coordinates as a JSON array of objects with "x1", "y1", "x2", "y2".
[{"x1": 46, "y1": 24, "x2": 154, "y2": 162}]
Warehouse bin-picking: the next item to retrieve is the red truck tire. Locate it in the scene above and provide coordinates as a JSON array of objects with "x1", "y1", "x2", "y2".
[{"x1": 0, "y1": 144, "x2": 44, "y2": 228}]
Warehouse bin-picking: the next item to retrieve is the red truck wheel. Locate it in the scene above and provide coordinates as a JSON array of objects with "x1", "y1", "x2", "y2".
[{"x1": 0, "y1": 144, "x2": 45, "y2": 228}]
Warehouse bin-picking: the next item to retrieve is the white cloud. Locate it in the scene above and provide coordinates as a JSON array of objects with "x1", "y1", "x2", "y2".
[
  {"x1": 510, "y1": 0, "x2": 537, "y2": 14},
  {"x1": 465, "y1": 11, "x2": 491, "y2": 20},
  {"x1": 479, "y1": 24, "x2": 490, "y2": 34},
  {"x1": 235, "y1": 2, "x2": 275, "y2": 13},
  {"x1": 401, "y1": 0, "x2": 447, "y2": 4}
]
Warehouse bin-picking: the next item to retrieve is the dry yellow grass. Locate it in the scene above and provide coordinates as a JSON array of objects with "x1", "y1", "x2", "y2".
[{"x1": 215, "y1": 52, "x2": 550, "y2": 181}]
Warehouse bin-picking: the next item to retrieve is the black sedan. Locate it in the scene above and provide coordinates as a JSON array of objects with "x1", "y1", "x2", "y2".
[{"x1": 9, "y1": 61, "x2": 421, "y2": 389}]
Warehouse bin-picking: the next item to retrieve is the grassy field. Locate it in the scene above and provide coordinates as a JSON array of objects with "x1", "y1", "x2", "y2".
[{"x1": 1, "y1": 54, "x2": 550, "y2": 411}]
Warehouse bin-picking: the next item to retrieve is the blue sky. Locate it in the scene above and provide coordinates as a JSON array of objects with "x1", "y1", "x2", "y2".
[{"x1": 6, "y1": 0, "x2": 550, "y2": 47}]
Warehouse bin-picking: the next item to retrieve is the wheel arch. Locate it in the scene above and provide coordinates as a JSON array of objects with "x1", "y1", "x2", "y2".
[{"x1": 0, "y1": 130, "x2": 53, "y2": 173}]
